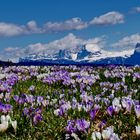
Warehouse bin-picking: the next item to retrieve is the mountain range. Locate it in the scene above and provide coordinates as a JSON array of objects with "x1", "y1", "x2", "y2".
[{"x1": 18, "y1": 42, "x2": 140, "y2": 66}]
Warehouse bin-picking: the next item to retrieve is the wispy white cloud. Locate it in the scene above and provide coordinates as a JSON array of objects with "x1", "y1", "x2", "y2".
[
  {"x1": 132, "y1": 7, "x2": 140, "y2": 13},
  {"x1": 90, "y1": 11, "x2": 124, "y2": 25},
  {"x1": 0, "y1": 21, "x2": 42, "y2": 37},
  {"x1": 0, "y1": 23, "x2": 26, "y2": 37},
  {"x1": 0, "y1": 18, "x2": 87, "y2": 37},
  {"x1": 0, "y1": 12, "x2": 125, "y2": 37},
  {"x1": 112, "y1": 33, "x2": 140, "y2": 48},
  {"x1": 1, "y1": 47, "x2": 25, "y2": 62},
  {"x1": 43, "y1": 17, "x2": 88, "y2": 33},
  {"x1": 26, "y1": 20, "x2": 41, "y2": 33}
]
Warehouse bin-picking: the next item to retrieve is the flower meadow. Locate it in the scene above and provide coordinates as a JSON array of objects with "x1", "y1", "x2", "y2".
[{"x1": 0, "y1": 65, "x2": 140, "y2": 140}]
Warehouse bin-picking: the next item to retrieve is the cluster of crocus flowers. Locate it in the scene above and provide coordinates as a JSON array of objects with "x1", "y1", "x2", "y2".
[
  {"x1": 0, "y1": 115, "x2": 17, "y2": 132},
  {"x1": 0, "y1": 103, "x2": 13, "y2": 114},
  {"x1": 92, "y1": 126, "x2": 120, "y2": 140},
  {"x1": 23, "y1": 107, "x2": 43, "y2": 125},
  {"x1": 0, "y1": 65, "x2": 139, "y2": 139},
  {"x1": 66, "y1": 119, "x2": 90, "y2": 134}
]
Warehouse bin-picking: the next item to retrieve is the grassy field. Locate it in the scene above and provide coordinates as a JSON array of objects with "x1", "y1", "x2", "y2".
[{"x1": 0, "y1": 65, "x2": 140, "y2": 139}]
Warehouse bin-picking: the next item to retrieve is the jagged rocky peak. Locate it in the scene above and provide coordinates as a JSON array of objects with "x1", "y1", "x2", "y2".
[{"x1": 135, "y1": 43, "x2": 140, "y2": 53}]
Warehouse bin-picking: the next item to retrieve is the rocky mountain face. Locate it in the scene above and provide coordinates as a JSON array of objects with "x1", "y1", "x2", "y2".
[
  {"x1": 19, "y1": 43, "x2": 140, "y2": 65},
  {"x1": 125, "y1": 43, "x2": 140, "y2": 65}
]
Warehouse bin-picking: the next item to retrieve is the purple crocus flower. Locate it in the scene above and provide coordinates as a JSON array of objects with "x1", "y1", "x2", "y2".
[
  {"x1": 71, "y1": 97, "x2": 78, "y2": 109},
  {"x1": 59, "y1": 107, "x2": 65, "y2": 116},
  {"x1": 5, "y1": 104, "x2": 13, "y2": 113},
  {"x1": 66, "y1": 120, "x2": 77, "y2": 134},
  {"x1": 0, "y1": 104, "x2": 13, "y2": 114},
  {"x1": 76, "y1": 119, "x2": 90, "y2": 132},
  {"x1": 98, "y1": 120, "x2": 106, "y2": 129},
  {"x1": 13, "y1": 95, "x2": 19, "y2": 102},
  {"x1": 102, "y1": 98, "x2": 110, "y2": 106},
  {"x1": 0, "y1": 104, "x2": 4, "y2": 112},
  {"x1": 89, "y1": 105, "x2": 100, "y2": 120},
  {"x1": 122, "y1": 97, "x2": 133, "y2": 112},
  {"x1": 90, "y1": 109, "x2": 96, "y2": 120},
  {"x1": 135, "y1": 105, "x2": 140, "y2": 118},
  {"x1": 37, "y1": 96, "x2": 44, "y2": 105},
  {"x1": 126, "y1": 100, "x2": 133, "y2": 113},
  {"x1": 33, "y1": 113, "x2": 42, "y2": 125},
  {"x1": 26, "y1": 95, "x2": 35, "y2": 104},
  {"x1": 84, "y1": 101, "x2": 93, "y2": 112},
  {"x1": 107, "y1": 106, "x2": 114, "y2": 116},
  {"x1": 29, "y1": 85, "x2": 35, "y2": 91},
  {"x1": 108, "y1": 93, "x2": 114, "y2": 99},
  {"x1": 23, "y1": 107, "x2": 29, "y2": 117},
  {"x1": 18, "y1": 98, "x2": 25, "y2": 105},
  {"x1": 133, "y1": 100, "x2": 140, "y2": 106}
]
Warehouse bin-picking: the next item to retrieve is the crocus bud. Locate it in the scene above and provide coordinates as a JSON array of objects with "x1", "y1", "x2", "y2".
[
  {"x1": 11, "y1": 120, "x2": 17, "y2": 131},
  {"x1": 136, "y1": 125, "x2": 140, "y2": 135}
]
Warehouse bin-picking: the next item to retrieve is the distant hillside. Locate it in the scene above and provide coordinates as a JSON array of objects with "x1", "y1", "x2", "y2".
[{"x1": 0, "y1": 60, "x2": 14, "y2": 66}]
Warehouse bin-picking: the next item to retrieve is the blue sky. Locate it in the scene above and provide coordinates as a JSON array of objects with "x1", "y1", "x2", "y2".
[{"x1": 0, "y1": 0, "x2": 140, "y2": 61}]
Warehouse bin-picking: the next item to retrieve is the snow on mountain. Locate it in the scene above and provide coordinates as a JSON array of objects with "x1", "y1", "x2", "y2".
[
  {"x1": 19, "y1": 42, "x2": 135, "y2": 64},
  {"x1": 18, "y1": 33, "x2": 140, "y2": 65},
  {"x1": 71, "y1": 53, "x2": 77, "y2": 60},
  {"x1": 83, "y1": 49, "x2": 134, "y2": 62}
]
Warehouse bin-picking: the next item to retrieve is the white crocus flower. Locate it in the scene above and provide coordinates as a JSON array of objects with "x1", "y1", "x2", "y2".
[
  {"x1": 112, "y1": 90, "x2": 115, "y2": 94},
  {"x1": 102, "y1": 129, "x2": 112, "y2": 139},
  {"x1": 0, "y1": 121, "x2": 8, "y2": 132},
  {"x1": 42, "y1": 100, "x2": 49, "y2": 107},
  {"x1": 112, "y1": 97, "x2": 122, "y2": 113},
  {"x1": 71, "y1": 133, "x2": 80, "y2": 140},
  {"x1": 11, "y1": 120, "x2": 17, "y2": 131},
  {"x1": 0, "y1": 115, "x2": 9, "y2": 132},
  {"x1": 110, "y1": 133, "x2": 120, "y2": 140},
  {"x1": 112, "y1": 98, "x2": 121, "y2": 107},
  {"x1": 77, "y1": 104, "x2": 82, "y2": 111},
  {"x1": 122, "y1": 77, "x2": 125, "y2": 83},
  {"x1": 91, "y1": 132, "x2": 96, "y2": 140},
  {"x1": 0, "y1": 93, "x2": 4, "y2": 99},
  {"x1": 54, "y1": 109, "x2": 60, "y2": 116},
  {"x1": 52, "y1": 99, "x2": 57, "y2": 104},
  {"x1": 0, "y1": 115, "x2": 17, "y2": 132},
  {"x1": 1, "y1": 115, "x2": 6, "y2": 123},
  {"x1": 1, "y1": 115, "x2": 11, "y2": 123},
  {"x1": 133, "y1": 77, "x2": 136, "y2": 82},
  {"x1": 95, "y1": 131, "x2": 102, "y2": 140},
  {"x1": 92, "y1": 131, "x2": 102, "y2": 140},
  {"x1": 5, "y1": 115, "x2": 12, "y2": 122},
  {"x1": 136, "y1": 125, "x2": 140, "y2": 135},
  {"x1": 102, "y1": 127, "x2": 114, "y2": 139}
]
